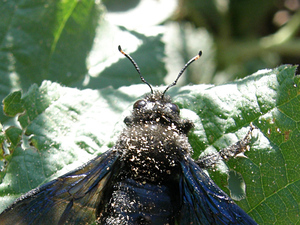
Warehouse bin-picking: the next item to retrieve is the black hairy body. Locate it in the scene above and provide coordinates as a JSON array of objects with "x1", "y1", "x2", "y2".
[
  {"x1": 98, "y1": 93, "x2": 191, "y2": 224},
  {"x1": 118, "y1": 92, "x2": 192, "y2": 183}
]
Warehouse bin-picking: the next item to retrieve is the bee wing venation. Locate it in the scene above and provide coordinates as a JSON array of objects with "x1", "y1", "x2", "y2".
[
  {"x1": 0, "y1": 150, "x2": 120, "y2": 225},
  {"x1": 178, "y1": 157, "x2": 257, "y2": 225}
]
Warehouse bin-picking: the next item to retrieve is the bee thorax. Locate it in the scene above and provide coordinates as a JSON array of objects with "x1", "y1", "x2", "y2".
[{"x1": 116, "y1": 123, "x2": 191, "y2": 182}]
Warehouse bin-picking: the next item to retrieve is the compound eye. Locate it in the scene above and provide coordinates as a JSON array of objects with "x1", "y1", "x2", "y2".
[
  {"x1": 166, "y1": 103, "x2": 180, "y2": 114},
  {"x1": 133, "y1": 100, "x2": 146, "y2": 109}
]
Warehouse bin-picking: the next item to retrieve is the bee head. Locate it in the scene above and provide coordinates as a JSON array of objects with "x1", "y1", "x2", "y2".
[{"x1": 118, "y1": 45, "x2": 201, "y2": 134}]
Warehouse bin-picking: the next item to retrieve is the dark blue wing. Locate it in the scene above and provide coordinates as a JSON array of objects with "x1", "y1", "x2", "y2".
[
  {"x1": 178, "y1": 157, "x2": 257, "y2": 225},
  {"x1": 0, "y1": 150, "x2": 120, "y2": 225}
]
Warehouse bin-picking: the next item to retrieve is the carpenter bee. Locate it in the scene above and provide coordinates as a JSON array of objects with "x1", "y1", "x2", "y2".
[{"x1": 0, "y1": 46, "x2": 257, "y2": 225}]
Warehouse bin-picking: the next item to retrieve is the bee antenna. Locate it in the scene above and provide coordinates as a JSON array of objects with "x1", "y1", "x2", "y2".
[
  {"x1": 118, "y1": 45, "x2": 153, "y2": 94},
  {"x1": 162, "y1": 50, "x2": 202, "y2": 98}
]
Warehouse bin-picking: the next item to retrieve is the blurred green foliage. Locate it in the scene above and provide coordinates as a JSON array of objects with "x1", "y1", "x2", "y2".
[{"x1": 175, "y1": 0, "x2": 300, "y2": 77}]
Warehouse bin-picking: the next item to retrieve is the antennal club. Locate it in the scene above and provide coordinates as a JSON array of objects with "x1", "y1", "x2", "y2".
[
  {"x1": 162, "y1": 51, "x2": 202, "y2": 98},
  {"x1": 118, "y1": 45, "x2": 153, "y2": 94}
]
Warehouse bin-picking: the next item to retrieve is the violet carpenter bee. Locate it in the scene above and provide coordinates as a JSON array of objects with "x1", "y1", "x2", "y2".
[{"x1": 0, "y1": 46, "x2": 257, "y2": 225}]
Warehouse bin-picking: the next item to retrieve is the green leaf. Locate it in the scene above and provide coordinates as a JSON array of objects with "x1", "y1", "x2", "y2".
[
  {"x1": 80, "y1": 28, "x2": 166, "y2": 90},
  {"x1": 4, "y1": 127, "x2": 22, "y2": 149},
  {"x1": 0, "y1": 0, "x2": 100, "y2": 85},
  {"x1": 0, "y1": 0, "x2": 101, "y2": 122},
  {"x1": 0, "y1": 65, "x2": 299, "y2": 224},
  {"x1": 0, "y1": 0, "x2": 167, "y2": 123},
  {"x1": 2, "y1": 91, "x2": 24, "y2": 117},
  {"x1": 173, "y1": 65, "x2": 300, "y2": 224}
]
